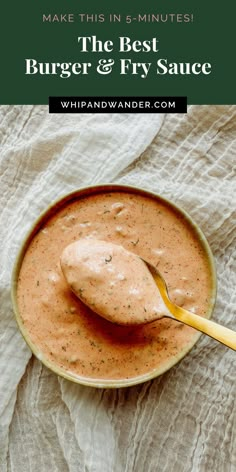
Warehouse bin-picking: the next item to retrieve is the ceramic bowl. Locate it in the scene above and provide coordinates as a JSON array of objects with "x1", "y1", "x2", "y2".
[{"x1": 11, "y1": 184, "x2": 217, "y2": 388}]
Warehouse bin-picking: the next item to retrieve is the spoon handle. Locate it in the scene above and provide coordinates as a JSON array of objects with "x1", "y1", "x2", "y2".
[
  {"x1": 144, "y1": 260, "x2": 236, "y2": 351},
  {"x1": 170, "y1": 305, "x2": 236, "y2": 351}
]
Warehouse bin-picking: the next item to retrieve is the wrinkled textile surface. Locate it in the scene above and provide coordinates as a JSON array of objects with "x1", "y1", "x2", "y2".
[{"x1": 0, "y1": 106, "x2": 235, "y2": 472}]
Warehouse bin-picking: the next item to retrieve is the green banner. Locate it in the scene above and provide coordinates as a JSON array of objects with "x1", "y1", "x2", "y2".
[{"x1": 1, "y1": 0, "x2": 235, "y2": 104}]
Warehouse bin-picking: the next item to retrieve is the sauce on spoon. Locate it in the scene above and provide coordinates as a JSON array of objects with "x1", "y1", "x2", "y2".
[{"x1": 61, "y1": 239, "x2": 169, "y2": 325}]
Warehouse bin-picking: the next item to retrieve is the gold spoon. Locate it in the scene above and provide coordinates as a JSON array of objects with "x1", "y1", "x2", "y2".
[
  {"x1": 144, "y1": 260, "x2": 236, "y2": 351},
  {"x1": 61, "y1": 239, "x2": 236, "y2": 350}
]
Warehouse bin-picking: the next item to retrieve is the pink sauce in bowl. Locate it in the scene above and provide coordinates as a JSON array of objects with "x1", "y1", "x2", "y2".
[{"x1": 12, "y1": 185, "x2": 216, "y2": 388}]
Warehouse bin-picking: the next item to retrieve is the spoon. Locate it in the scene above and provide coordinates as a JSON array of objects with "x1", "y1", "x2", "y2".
[
  {"x1": 61, "y1": 239, "x2": 236, "y2": 351},
  {"x1": 144, "y1": 260, "x2": 236, "y2": 351}
]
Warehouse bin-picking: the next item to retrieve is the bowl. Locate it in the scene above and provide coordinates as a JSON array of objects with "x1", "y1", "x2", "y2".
[{"x1": 11, "y1": 184, "x2": 217, "y2": 388}]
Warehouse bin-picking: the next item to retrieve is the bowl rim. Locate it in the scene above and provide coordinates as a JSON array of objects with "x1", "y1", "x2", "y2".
[{"x1": 11, "y1": 183, "x2": 217, "y2": 388}]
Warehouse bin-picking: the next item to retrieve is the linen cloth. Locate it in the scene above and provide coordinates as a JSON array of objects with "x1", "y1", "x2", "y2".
[{"x1": 0, "y1": 106, "x2": 235, "y2": 472}]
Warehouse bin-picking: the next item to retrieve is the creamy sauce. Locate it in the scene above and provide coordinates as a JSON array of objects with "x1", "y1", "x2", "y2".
[
  {"x1": 17, "y1": 191, "x2": 213, "y2": 381},
  {"x1": 61, "y1": 239, "x2": 168, "y2": 325}
]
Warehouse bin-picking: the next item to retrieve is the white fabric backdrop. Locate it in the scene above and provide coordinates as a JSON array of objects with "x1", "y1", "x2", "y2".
[{"x1": 0, "y1": 106, "x2": 235, "y2": 472}]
